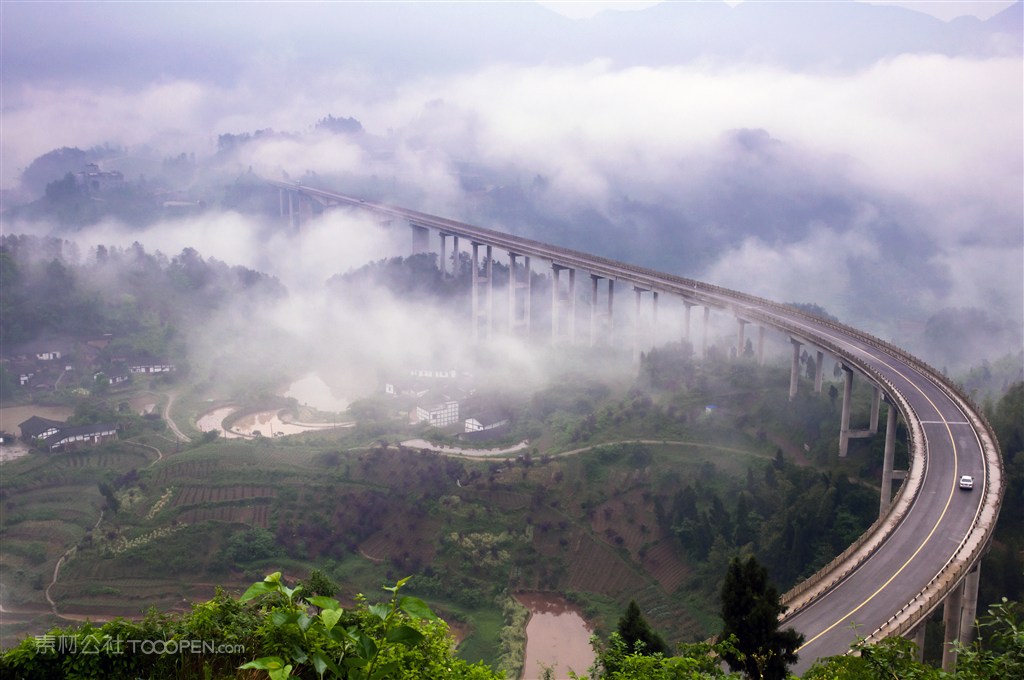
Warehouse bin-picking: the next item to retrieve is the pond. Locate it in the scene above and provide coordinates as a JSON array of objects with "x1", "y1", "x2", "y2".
[{"x1": 517, "y1": 593, "x2": 595, "y2": 680}]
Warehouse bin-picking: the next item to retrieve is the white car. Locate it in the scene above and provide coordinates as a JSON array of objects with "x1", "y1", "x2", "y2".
[{"x1": 959, "y1": 475, "x2": 974, "y2": 490}]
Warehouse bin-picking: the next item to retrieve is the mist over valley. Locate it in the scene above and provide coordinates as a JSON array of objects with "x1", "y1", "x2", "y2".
[{"x1": 1, "y1": 2, "x2": 1022, "y2": 677}]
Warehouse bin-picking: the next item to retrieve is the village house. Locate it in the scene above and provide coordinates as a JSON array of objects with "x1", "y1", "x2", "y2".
[
  {"x1": 18, "y1": 416, "x2": 66, "y2": 442},
  {"x1": 384, "y1": 365, "x2": 461, "y2": 397},
  {"x1": 412, "y1": 391, "x2": 460, "y2": 428},
  {"x1": 384, "y1": 377, "x2": 431, "y2": 398},
  {"x1": 75, "y1": 163, "x2": 124, "y2": 195},
  {"x1": 40, "y1": 423, "x2": 118, "y2": 452},
  {"x1": 127, "y1": 357, "x2": 175, "y2": 374},
  {"x1": 18, "y1": 416, "x2": 118, "y2": 452},
  {"x1": 5, "y1": 338, "x2": 70, "y2": 363},
  {"x1": 463, "y1": 407, "x2": 511, "y2": 434}
]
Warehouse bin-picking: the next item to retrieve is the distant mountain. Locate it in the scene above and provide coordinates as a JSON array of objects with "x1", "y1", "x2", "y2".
[{"x1": 2, "y1": 1, "x2": 1019, "y2": 88}]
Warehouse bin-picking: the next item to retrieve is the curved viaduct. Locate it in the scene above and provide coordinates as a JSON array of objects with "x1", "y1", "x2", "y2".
[{"x1": 273, "y1": 182, "x2": 1003, "y2": 672}]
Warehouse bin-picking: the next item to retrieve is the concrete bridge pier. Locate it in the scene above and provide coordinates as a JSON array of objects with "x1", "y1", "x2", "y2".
[
  {"x1": 551, "y1": 265, "x2": 576, "y2": 345},
  {"x1": 907, "y1": 622, "x2": 927, "y2": 662},
  {"x1": 839, "y1": 365, "x2": 854, "y2": 456},
  {"x1": 789, "y1": 338, "x2": 803, "y2": 400},
  {"x1": 735, "y1": 318, "x2": 748, "y2": 360},
  {"x1": 879, "y1": 399, "x2": 898, "y2": 517},
  {"x1": 411, "y1": 223, "x2": 431, "y2": 254},
  {"x1": 958, "y1": 564, "x2": 982, "y2": 647},
  {"x1": 701, "y1": 306, "x2": 710, "y2": 360},
  {"x1": 471, "y1": 242, "x2": 493, "y2": 342},
  {"x1": 869, "y1": 387, "x2": 881, "y2": 434},
  {"x1": 682, "y1": 301, "x2": 694, "y2": 344},
  {"x1": 940, "y1": 562, "x2": 983, "y2": 672},
  {"x1": 757, "y1": 326, "x2": 765, "y2": 364},
  {"x1": 652, "y1": 291, "x2": 659, "y2": 348},
  {"x1": 439, "y1": 233, "x2": 452, "y2": 278},
  {"x1": 942, "y1": 577, "x2": 965, "y2": 672},
  {"x1": 589, "y1": 276, "x2": 615, "y2": 348},
  {"x1": 508, "y1": 253, "x2": 531, "y2": 336},
  {"x1": 287, "y1": 190, "x2": 296, "y2": 230},
  {"x1": 631, "y1": 287, "x2": 658, "y2": 361},
  {"x1": 814, "y1": 350, "x2": 825, "y2": 394}
]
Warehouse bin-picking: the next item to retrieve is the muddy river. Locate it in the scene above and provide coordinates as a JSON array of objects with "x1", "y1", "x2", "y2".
[
  {"x1": 196, "y1": 406, "x2": 343, "y2": 440},
  {"x1": 517, "y1": 593, "x2": 595, "y2": 680}
]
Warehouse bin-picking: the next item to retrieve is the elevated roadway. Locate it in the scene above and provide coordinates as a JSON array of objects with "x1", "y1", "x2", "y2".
[{"x1": 271, "y1": 181, "x2": 1003, "y2": 671}]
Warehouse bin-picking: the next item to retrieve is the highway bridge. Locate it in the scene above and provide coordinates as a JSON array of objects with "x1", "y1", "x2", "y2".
[{"x1": 272, "y1": 181, "x2": 1004, "y2": 673}]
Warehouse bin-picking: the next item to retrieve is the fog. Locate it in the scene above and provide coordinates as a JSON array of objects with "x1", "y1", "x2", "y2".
[{"x1": 1, "y1": 0, "x2": 1020, "y2": 386}]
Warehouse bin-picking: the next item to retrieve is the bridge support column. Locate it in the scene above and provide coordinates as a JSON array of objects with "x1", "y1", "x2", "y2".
[
  {"x1": 633, "y1": 287, "x2": 648, "y2": 362},
  {"x1": 607, "y1": 280, "x2": 615, "y2": 346},
  {"x1": 789, "y1": 338, "x2": 803, "y2": 400},
  {"x1": 471, "y1": 243, "x2": 493, "y2": 342},
  {"x1": 757, "y1": 326, "x2": 765, "y2": 364},
  {"x1": 869, "y1": 387, "x2": 881, "y2": 434},
  {"x1": 567, "y1": 268, "x2": 576, "y2": 343},
  {"x1": 839, "y1": 365, "x2": 853, "y2": 456},
  {"x1": 701, "y1": 306, "x2": 710, "y2": 360},
  {"x1": 652, "y1": 291, "x2": 659, "y2": 348},
  {"x1": 288, "y1": 191, "x2": 296, "y2": 230},
  {"x1": 411, "y1": 224, "x2": 431, "y2": 254},
  {"x1": 879, "y1": 400, "x2": 897, "y2": 517},
  {"x1": 908, "y1": 622, "x2": 926, "y2": 662},
  {"x1": 682, "y1": 301, "x2": 694, "y2": 344},
  {"x1": 440, "y1": 233, "x2": 450, "y2": 278},
  {"x1": 508, "y1": 253, "x2": 531, "y2": 336},
  {"x1": 551, "y1": 265, "x2": 575, "y2": 345},
  {"x1": 590, "y1": 276, "x2": 614, "y2": 347},
  {"x1": 959, "y1": 564, "x2": 981, "y2": 647},
  {"x1": 814, "y1": 350, "x2": 825, "y2": 394},
  {"x1": 736, "y1": 318, "x2": 748, "y2": 360},
  {"x1": 942, "y1": 578, "x2": 965, "y2": 672}
]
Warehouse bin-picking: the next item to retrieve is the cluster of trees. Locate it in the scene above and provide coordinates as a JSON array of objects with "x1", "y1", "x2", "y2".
[
  {"x1": 979, "y1": 381, "x2": 1024, "y2": 609},
  {"x1": 0, "y1": 235, "x2": 284, "y2": 368},
  {"x1": 655, "y1": 452, "x2": 876, "y2": 592},
  {"x1": 328, "y1": 253, "x2": 472, "y2": 307}
]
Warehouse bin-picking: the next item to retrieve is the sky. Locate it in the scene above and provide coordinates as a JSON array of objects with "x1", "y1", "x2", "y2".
[
  {"x1": 540, "y1": 1, "x2": 1016, "y2": 21},
  {"x1": 0, "y1": 0, "x2": 1021, "y2": 377}
]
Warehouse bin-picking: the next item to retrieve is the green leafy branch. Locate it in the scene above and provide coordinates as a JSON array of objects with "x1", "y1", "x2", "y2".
[{"x1": 238, "y1": 572, "x2": 438, "y2": 680}]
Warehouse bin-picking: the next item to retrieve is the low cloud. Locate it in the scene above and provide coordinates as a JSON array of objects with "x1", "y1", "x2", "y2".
[{"x1": 2, "y1": 18, "x2": 1019, "y2": 373}]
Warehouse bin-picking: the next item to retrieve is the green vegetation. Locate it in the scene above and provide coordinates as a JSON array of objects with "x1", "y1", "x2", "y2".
[
  {"x1": 0, "y1": 573, "x2": 500, "y2": 680},
  {"x1": 615, "y1": 600, "x2": 669, "y2": 657},
  {"x1": 3, "y1": 237, "x2": 1022, "y2": 677},
  {"x1": 719, "y1": 557, "x2": 802, "y2": 680},
  {"x1": 3, "y1": 577, "x2": 1020, "y2": 678}
]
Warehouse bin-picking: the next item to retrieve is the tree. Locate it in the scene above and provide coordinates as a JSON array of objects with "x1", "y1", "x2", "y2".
[
  {"x1": 300, "y1": 568, "x2": 338, "y2": 598},
  {"x1": 720, "y1": 556, "x2": 803, "y2": 680},
  {"x1": 617, "y1": 600, "x2": 670, "y2": 656}
]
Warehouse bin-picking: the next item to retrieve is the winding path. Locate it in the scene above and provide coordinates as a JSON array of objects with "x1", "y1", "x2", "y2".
[{"x1": 162, "y1": 390, "x2": 191, "y2": 442}]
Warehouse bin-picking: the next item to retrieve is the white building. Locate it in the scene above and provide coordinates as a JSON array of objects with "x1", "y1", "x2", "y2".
[{"x1": 414, "y1": 392, "x2": 460, "y2": 428}]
